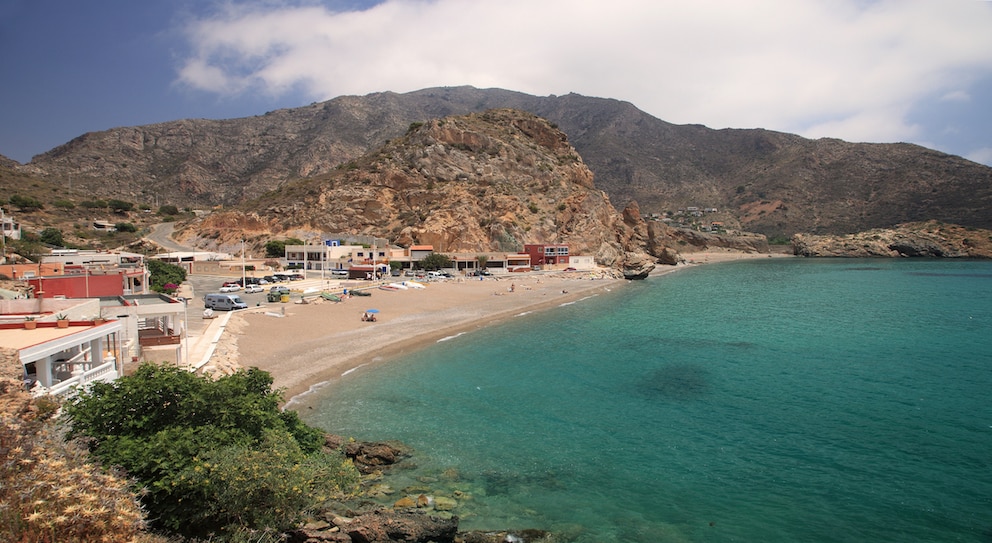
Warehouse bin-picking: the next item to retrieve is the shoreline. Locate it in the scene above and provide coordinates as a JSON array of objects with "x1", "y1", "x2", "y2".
[
  {"x1": 217, "y1": 272, "x2": 625, "y2": 404},
  {"x1": 212, "y1": 252, "x2": 791, "y2": 407}
]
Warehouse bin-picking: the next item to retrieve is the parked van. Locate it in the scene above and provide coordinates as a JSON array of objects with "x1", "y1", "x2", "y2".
[{"x1": 203, "y1": 293, "x2": 248, "y2": 311}]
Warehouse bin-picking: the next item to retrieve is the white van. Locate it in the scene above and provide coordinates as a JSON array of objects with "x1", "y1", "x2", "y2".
[{"x1": 203, "y1": 293, "x2": 248, "y2": 311}]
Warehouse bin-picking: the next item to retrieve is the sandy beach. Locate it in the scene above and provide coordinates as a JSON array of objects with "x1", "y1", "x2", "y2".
[{"x1": 212, "y1": 252, "x2": 790, "y2": 404}]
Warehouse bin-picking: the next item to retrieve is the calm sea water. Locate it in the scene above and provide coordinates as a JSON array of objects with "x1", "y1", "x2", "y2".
[{"x1": 299, "y1": 259, "x2": 992, "y2": 542}]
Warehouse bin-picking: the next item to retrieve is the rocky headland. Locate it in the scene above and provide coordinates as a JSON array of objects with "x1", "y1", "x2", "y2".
[{"x1": 791, "y1": 221, "x2": 992, "y2": 258}]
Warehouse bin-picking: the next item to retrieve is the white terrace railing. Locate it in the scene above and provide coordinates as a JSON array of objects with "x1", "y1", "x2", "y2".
[{"x1": 44, "y1": 359, "x2": 118, "y2": 397}]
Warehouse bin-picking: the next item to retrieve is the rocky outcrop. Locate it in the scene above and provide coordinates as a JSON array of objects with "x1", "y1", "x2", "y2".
[
  {"x1": 341, "y1": 510, "x2": 458, "y2": 543},
  {"x1": 291, "y1": 509, "x2": 556, "y2": 543},
  {"x1": 181, "y1": 109, "x2": 655, "y2": 272},
  {"x1": 324, "y1": 434, "x2": 410, "y2": 475},
  {"x1": 642, "y1": 220, "x2": 769, "y2": 263},
  {"x1": 791, "y1": 221, "x2": 992, "y2": 258}
]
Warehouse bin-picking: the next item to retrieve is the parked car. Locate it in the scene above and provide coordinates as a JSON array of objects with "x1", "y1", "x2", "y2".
[
  {"x1": 219, "y1": 283, "x2": 241, "y2": 292},
  {"x1": 244, "y1": 284, "x2": 264, "y2": 294}
]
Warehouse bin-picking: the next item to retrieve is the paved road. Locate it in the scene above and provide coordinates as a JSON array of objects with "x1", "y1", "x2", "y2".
[{"x1": 146, "y1": 222, "x2": 189, "y2": 253}]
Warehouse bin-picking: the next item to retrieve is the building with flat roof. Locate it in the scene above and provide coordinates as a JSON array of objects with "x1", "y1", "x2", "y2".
[{"x1": 0, "y1": 298, "x2": 125, "y2": 397}]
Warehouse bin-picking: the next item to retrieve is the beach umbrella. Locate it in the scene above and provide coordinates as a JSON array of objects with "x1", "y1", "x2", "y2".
[{"x1": 365, "y1": 309, "x2": 379, "y2": 313}]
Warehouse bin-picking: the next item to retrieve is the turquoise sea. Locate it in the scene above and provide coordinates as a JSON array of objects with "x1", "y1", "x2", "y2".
[{"x1": 298, "y1": 259, "x2": 992, "y2": 542}]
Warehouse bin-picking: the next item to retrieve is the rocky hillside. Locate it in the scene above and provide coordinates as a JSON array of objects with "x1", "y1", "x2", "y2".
[
  {"x1": 19, "y1": 87, "x2": 992, "y2": 238},
  {"x1": 0, "y1": 153, "x2": 19, "y2": 170},
  {"x1": 792, "y1": 221, "x2": 992, "y2": 258},
  {"x1": 179, "y1": 109, "x2": 656, "y2": 275}
]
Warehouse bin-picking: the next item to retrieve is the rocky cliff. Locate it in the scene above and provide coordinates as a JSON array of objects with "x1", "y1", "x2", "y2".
[
  {"x1": 791, "y1": 221, "x2": 992, "y2": 258},
  {"x1": 21, "y1": 87, "x2": 992, "y2": 238},
  {"x1": 179, "y1": 109, "x2": 655, "y2": 275}
]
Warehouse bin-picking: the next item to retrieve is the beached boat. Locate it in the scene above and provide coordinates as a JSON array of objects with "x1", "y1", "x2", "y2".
[
  {"x1": 351, "y1": 290, "x2": 372, "y2": 296},
  {"x1": 389, "y1": 283, "x2": 408, "y2": 290},
  {"x1": 402, "y1": 281, "x2": 426, "y2": 289},
  {"x1": 379, "y1": 285, "x2": 400, "y2": 291},
  {"x1": 320, "y1": 292, "x2": 342, "y2": 302}
]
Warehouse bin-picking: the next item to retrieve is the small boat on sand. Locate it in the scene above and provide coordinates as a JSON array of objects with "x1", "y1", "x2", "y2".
[
  {"x1": 351, "y1": 290, "x2": 372, "y2": 296},
  {"x1": 379, "y1": 285, "x2": 400, "y2": 291}
]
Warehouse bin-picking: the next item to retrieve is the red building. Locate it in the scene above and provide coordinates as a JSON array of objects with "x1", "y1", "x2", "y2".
[
  {"x1": 523, "y1": 244, "x2": 570, "y2": 267},
  {"x1": 27, "y1": 267, "x2": 148, "y2": 298}
]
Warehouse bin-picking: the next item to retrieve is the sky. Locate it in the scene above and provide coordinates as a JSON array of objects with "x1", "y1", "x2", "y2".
[{"x1": 2, "y1": 0, "x2": 992, "y2": 167}]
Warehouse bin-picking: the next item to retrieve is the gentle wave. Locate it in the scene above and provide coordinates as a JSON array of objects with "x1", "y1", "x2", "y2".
[
  {"x1": 437, "y1": 332, "x2": 467, "y2": 342},
  {"x1": 341, "y1": 362, "x2": 370, "y2": 376}
]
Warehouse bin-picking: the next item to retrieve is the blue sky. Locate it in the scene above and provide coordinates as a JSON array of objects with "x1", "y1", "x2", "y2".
[{"x1": 2, "y1": 0, "x2": 991, "y2": 166}]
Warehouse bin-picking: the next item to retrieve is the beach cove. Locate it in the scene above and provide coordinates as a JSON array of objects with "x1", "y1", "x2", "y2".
[
  {"x1": 212, "y1": 252, "x2": 780, "y2": 404},
  {"x1": 292, "y1": 256, "x2": 992, "y2": 543}
]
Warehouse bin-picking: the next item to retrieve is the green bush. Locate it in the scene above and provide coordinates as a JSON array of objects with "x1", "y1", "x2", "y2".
[
  {"x1": 64, "y1": 365, "x2": 358, "y2": 538},
  {"x1": 265, "y1": 238, "x2": 304, "y2": 258},
  {"x1": 107, "y1": 199, "x2": 134, "y2": 213},
  {"x1": 420, "y1": 252, "x2": 452, "y2": 271},
  {"x1": 40, "y1": 227, "x2": 64, "y2": 247},
  {"x1": 9, "y1": 194, "x2": 43, "y2": 212},
  {"x1": 147, "y1": 259, "x2": 187, "y2": 293}
]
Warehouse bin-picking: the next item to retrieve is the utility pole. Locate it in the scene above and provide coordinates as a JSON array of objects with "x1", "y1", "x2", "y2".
[
  {"x1": 241, "y1": 240, "x2": 246, "y2": 286},
  {"x1": 1, "y1": 206, "x2": 6, "y2": 265}
]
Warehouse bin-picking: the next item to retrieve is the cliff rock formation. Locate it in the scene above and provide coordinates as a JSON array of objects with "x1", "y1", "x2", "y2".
[
  {"x1": 181, "y1": 109, "x2": 655, "y2": 274},
  {"x1": 791, "y1": 221, "x2": 992, "y2": 258}
]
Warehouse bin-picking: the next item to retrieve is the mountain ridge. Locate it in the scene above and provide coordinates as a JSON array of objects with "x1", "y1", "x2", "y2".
[{"x1": 14, "y1": 86, "x2": 992, "y2": 237}]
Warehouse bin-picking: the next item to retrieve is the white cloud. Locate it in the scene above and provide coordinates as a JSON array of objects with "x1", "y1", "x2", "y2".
[
  {"x1": 940, "y1": 90, "x2": 971, "y2": 103},
  {"x1": 176, "y1": 0, "x2": 992, "y2": 146},
  {"x1": 966, "y1": 147, "x2": 992, "y2": 166}
]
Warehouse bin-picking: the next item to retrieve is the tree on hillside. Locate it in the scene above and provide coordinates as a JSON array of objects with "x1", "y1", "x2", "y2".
[
  {"x1": 64, "y1": 364, "x2": 359, "y2": 538},
  {"x1": 39, "y1": 227, "x2": 64, "y2": 247},
  {"x1": 107, "y1": 199, "x2": 134, "y2": 214}
]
